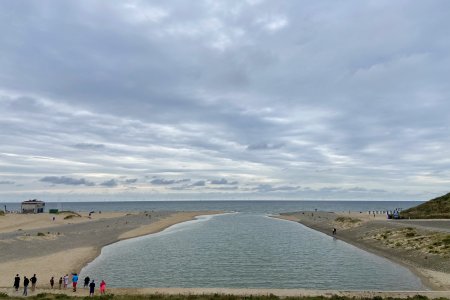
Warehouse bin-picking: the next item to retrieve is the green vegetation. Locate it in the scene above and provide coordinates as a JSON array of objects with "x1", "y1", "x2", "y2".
[
  {"x1": 401, "y1": 192, "x2": 450, "y2": 219},
  {"x1": 37, "y1": 232, "x2": 46, "y2": 236},
  {"x1": 335, "y1": 216, "x2": 361, "y2": 223},
  {"x1": 59, "y1": 211, "x2": 82, "y2": 217},
  {"x1": 373, "y1": 229, "x2": 450, "y2": 257},
  {"x1": 0, "y1": 294, "x2": 447, "y2": 300},
  {"x1": 0, "y1": 210, "x2": 4, "y2": 216},
  {"x1": 59, "y1": 211, "x2": 82, "y2": 220}
]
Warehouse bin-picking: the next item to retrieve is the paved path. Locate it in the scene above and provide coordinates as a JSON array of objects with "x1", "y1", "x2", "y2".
[{"x1": 390, "y1": 219, "x2": 450, "y2": 233}]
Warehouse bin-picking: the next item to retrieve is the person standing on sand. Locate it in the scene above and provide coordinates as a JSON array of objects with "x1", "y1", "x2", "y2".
[
  {"x1": 50, "y1": 277, "x2": 54, "y2": 289},
  {"x1": 63, "y1": 274, "x2": 68, "y2": 288},
  {"x1": 99, "y1": 280, "x2": 106, "y2": 295},
  {"x1": 332, "y1": 228, "x2": 337, "y2": 235},
  {"x1": 58, "y1": 277, "x2": 62, "y2": 289},
  {"x1": 84, "y1": 276, "x2": 90, "y2": 288},
  {"x1": 72, "y1": 273, "x2": 79, "y2": 292},
  {"x1": 89, "y1": 280, "x2": 95, "y2": 297},
  {"x1": 30, "y1": 274, "x2": 37, "y2": 291},
  {"x1": 13, "y1": 274, "x2": 20, "y2": 291},
  {"x1": 23, "y1": 276, "x2": 29, "y2": 296}
]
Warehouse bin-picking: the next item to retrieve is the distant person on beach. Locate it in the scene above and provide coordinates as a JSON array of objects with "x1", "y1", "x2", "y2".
[
  {"x1": 332, "y1": 228, "x2": 337, "y2": 235},
  {"x1": 100, "y1": 280, "x2": 106, "y2": 295},
  {"x1": 50, "y1": 277, "x2": 54, "y2": 289},
  {"x1": 58, "y1": 277, "x2": 62, "y2": 289},
  {"x1": 72, "y1": 273, "x2": 79, "y2": 292},
  {"x1": 23, "y1": 276, "x2": 29, "y2": 296},
  {"x1": 30, "y1": 274, "x2": 37, "y2": 291},
  {"x1": 89, "y1": 280, "x2": 95, "y2": 296},
  {"x1": 84, "y1": 276, "x2": 90, "y2": 288},
  {"x1": 63, "y1": 274, "x2": 69, "y2": 288},
  {"x1": 14, "y1": 274, "x2": 20, "y2": 291}
]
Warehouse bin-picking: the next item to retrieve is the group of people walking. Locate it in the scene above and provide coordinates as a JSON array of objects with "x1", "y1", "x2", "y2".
[
  {"x1": 13, "y1": 273, "x2": 106, "y2": 296},
  {"x1": 13, "y1": 274, "x2": 37, "y2": 296}
]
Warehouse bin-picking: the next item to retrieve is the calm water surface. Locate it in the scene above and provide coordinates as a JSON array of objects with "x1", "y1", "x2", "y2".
[{"x1": 81, "y1": 213, "x2": 424, "y2": 290}]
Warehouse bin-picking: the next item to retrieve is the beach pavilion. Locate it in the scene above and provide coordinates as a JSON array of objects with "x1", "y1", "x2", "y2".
[{"x1": 21, "y1": 199, "x2": 45, "y2": 213}]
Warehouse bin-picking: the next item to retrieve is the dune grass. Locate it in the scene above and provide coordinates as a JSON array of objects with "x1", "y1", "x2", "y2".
[{"x1": 401, "y1": 192, "x2": 450, "y2": 219}]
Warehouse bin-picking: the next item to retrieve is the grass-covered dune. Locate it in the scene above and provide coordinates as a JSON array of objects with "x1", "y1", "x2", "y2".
[
  {"x1": 0, "y1": 294, "x2": 448, "y2": 300},
  {"x1": 401, "y1": 192, "x2": 450, "y2": 219}
]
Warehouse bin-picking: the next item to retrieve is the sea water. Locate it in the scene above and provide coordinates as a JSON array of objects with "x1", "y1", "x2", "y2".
[{"x1": 81, "y1": 212, "x2": 424, "y2": 290}]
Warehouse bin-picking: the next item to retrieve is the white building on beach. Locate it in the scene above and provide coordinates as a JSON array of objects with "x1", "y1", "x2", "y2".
[{"x1": 21, "y1": 199, "x2": 45, "y2": 213}]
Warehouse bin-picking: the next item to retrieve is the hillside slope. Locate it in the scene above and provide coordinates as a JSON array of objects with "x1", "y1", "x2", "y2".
[{"x1": 401, "y1": 192, "x2": 450, "y2": 219}]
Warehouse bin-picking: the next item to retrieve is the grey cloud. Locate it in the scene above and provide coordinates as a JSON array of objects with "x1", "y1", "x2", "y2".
[
  {"x1": 124, "y1": 178, "x2": 138, "y2": 184},
  {"x1": 247, "y1": 142, "x2": 284, "y2": 151},
  {"x1": 150, "y1": 178, "x2": 190, "y2": 185},
  {"x1": 254, "y1": 184, "x2": 300, "y2": 193},
  {"x1": 191, "y1": 180, "x2": 206, "y2": 187},
  {"x1": 100, "y1": 179, "x2": 118, "y2": 187},
  {"x1": 72, "y1": 143, "x2": 106, "y2": 150},
  {"x1": 40, "y1": 176, "x2": 95, "y2": 186},
  {"x1": 210, "y1": 178, "x2": 238, "y2": 185},
  {"x1": 0, "y1": 181, "x2": 15, "y2": 184}
]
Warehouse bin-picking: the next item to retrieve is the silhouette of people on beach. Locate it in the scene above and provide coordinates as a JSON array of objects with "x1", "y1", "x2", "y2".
[
  {"x1": 58, "y1": 277, "x2": 63, "y2": 289},
  {"x1": 72, "y1": 273, "x2": 79, "y2": 292},
  {"x1": 30, "y1": 274, "x2": 37, "y2": 291},
  {"x1": 13, "y1": 274, "x2": 20, "y2": 291},
  {"x1": 100, "y1": 280, "x2": 106, "y2": 295},
  {"x1": 63, "y1": 274, "x2": 68, "y2": 288},
  {"x1": 84, "y1": 276, "x2": 90, "y2": 288},
  {"x1": 332, "y1": 228, "x2": 337, "y2": 235},
  {"x1": 50, "y1": 277, "x2": 54, "y2": 289},
  {"x1": 23, "y1": 276, "x2": 29, "y2": 296},
  {"x1": 89, "y1": 280, "x2": 95, "y2": 296}
]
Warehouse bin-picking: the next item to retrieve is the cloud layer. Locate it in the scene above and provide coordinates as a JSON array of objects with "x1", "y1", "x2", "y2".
[{"x1": 1, "y1": 0, "x2": 449, "y2": 201}]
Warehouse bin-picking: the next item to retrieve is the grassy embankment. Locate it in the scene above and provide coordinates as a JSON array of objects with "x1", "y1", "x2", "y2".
[
  {"x1": 401, "y1": 193, "x2": 450, "y2": 219},
  {"x1": 0, "y1": 293, "x2": 448, "y2": 300}
]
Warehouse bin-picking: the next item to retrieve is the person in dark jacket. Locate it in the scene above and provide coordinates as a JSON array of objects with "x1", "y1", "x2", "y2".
[
  {"x1": 89, "y1": 280, "x2": 95, "y2": 297},
  {"x1": 23, "y1": 276, "x2": 29, "y2": 296},
  {"x1": 50, "y1": 277, "x2": 54, "y2": 289},
  {"x1": 13, "y1": 274, "x2": 20, "y2": 291},
  {"x1": 84, "y1": 276, "x2": 90, "y2": 288},
  {"x1": 30, "y1": 274, "x2": 37, "y2": 291}
]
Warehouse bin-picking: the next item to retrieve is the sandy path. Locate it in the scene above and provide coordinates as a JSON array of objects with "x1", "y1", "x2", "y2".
[
  {"x1": 0, "y1": 211, "x2": 221, "y2": 287},
  {"x1": 0, "y1": 287, "x2": 449, "y2": 299}
]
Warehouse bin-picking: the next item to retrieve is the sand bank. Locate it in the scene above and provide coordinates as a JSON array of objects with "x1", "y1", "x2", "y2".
[
  {"x1": 274, "y1": 212, "x2": 450, "y2": 291},
  {"x1": 0, "y1": 287, "x2": 449, "y2": 299},
  {"x1": 0, "y1": 210, "x2": 221, "y2": 287}
]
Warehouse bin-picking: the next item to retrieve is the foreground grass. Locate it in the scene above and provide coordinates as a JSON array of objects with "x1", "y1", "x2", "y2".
[{"x1": 0, "y1": 293, "x2": 448, "y2": 300}]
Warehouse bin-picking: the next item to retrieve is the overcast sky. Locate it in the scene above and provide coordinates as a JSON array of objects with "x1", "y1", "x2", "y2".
[{"x1": 1, "y1": 0, "x2": 449, "y2": 201}]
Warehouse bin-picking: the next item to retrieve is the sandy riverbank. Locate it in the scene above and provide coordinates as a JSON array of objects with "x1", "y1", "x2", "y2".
[
  {"x1": 0, "y1": 287, "x2": 449, "y2": 299},
  {"x1": 275, "y1": 211, "x2": 450, "y2": 291},
  {"x1": 0, "y1": 210, "x2": 221, "y2": 287}
]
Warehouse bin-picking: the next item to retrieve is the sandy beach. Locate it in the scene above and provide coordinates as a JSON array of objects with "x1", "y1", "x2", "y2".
[
  {"x1": 0, "y1": 286, "x2": 449, "y2": 299},
  {"x1": 275, "y1": 211, "x2": 450, "y2": 291},
  {"x1": 0, "y1": 210, "x2": 221, "y2": 287}
]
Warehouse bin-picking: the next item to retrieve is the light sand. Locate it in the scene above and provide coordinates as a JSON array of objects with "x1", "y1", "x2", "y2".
[
  {"x1": 0, "y1": 212, "x2": 128, "y2": 233},
  {"x1": 0, "y1": 211, "x2": 221, "y2": 287},
  {"x1": 0, "y1": 287, "x2": 449, "y2": 299}
]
